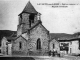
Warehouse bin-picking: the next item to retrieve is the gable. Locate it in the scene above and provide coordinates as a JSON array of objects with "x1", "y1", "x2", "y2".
[
  {"x1": 31, "y1": 23, "x2": 49, "y2": 35},
  {"x1": 30, "y1": 23, "x2": 49, "y2": 40},
  {"x1": 50, "y1": 39, "x2": 59, "y2": 43},
  {"x1": 14, "y1": 35, "x2": 27, "y2": 43}
]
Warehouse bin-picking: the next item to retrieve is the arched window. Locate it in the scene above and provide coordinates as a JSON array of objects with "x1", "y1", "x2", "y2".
[
  {"x1": 53, "y1": 44, "x2": 55, "y2": 49},
  {"x1": 37, "y1": 38, "x2": 41, "y2": 50},
  {"x1": 29, "y1": 14, "x2": 35, "y2": 27},
  {"x1": 29, "y1": 14, "x2": 35, "y2": 23},
  {"x1": 19, "y1": 42, "x2": 22, "y2": 49}
]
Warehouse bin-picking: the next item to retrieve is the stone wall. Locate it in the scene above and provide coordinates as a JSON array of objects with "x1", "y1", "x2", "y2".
[
  {"x1": 17, "y1": 25, "x2": 22, "y2": 36},
  {"x1": 8, "y1": 43, "x2": 12, "y2": 55},
  {"x1": 1, "y1": 37, "x2": 7, "y2": 55},
  {"x1": 71, "y1": 40, "x2": 80, "y2": 54},
  {"x1": 17, "y1": 13, "x2": 39, "y2": 36},
  {"x1": 12, "y1": 36, "x2": 28, "y2": 55},
  {"x1": 29, "y1": 24, "x2": 49, "y2": 53},
  {"x1": 49, "y1": 39, "x2": 60, "y2": 53}
]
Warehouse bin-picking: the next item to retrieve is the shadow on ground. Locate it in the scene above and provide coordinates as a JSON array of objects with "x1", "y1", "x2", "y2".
[{"x1": 0, "y1": 57, "x2": 35, "y2": 60}]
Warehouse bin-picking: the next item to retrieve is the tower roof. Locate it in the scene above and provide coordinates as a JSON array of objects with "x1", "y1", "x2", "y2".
[{"x1": 20, "y1": 1, "x2": 38, "y2": 15}]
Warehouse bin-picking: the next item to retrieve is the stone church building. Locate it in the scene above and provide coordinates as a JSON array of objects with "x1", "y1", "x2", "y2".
[
  {"x1": 12, "y1": 1, "x2": 49, "y2": 56},
  {"x1": 1, "y1": 1, "x2": 80, "y2": 56}
]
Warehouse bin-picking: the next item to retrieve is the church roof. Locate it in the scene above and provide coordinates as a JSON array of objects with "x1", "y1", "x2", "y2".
[
  {"x1": 20, "y1": 1, "x2": 38, "y2": 15},
  {"x1": 14, "y1": 35, "x2": 27, "y2": 42}
]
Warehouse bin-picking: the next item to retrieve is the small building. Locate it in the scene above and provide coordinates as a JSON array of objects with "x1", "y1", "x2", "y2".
[
  {"x1": 1, "y1": 36, "x2": 16, "y2": 55},
  {"x1": 49, "y1": 33, "x2": 80, "y2": 56},
  {"x1": 58, "y1": 38, "x2": 80, "y2": 55},
  {"x1": 49, "y1": 39, "x2": 60, "y2": 54}
]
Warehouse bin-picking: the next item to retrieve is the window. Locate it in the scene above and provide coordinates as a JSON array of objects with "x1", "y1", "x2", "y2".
[
  {"x1": 29, "y1": 14, "x2": 35, "y2": 27},
  {"x1": 19, "y1": 42, "x2": 22, "y2": 49},
  {"x1": 0, "y1": 50, "x2": 1, "y2": 53},
  {"x1": 79, "y1": 40, "x2": 80, "y2": 49},
  {"x1": 53, "y1": 44, "x2": 55, "y2": 49},
  {"x1": 29, "y1": 14, "x2": 35, "y2": 23},
  {"x1": 37, "y1": 38, "x2": 41, "y2": 50}
]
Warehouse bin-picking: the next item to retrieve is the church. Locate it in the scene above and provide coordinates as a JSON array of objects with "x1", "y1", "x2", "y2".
[
  {"x1": 12, "y1": 1, "x2": 50, "y2": 56},
  {"x1": 1, "y1": 1, "x2": 80, "y2": 56}
]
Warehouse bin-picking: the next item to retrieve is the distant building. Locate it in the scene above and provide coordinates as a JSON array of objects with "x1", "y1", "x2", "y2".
[
  {"x1": 49, "y1": 33, "x2": 80, "y2": 56},
  {"x1": 58, "y1": 37, "x2": 80, "y2": 55},
  {"x1": 49, "y1": 39, "x2": 60, "y2": 53},
  {"x1": 1, "y1": 33, "x2": 16, "y2": 55}
]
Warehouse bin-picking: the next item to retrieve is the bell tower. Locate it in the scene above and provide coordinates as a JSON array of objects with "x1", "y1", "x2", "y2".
[{"x1": 17, "y1": 1, "x2": 41, "y2": 36}]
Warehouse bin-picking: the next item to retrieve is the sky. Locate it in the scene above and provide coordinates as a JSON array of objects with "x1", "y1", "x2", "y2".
[{"x1": 0, "y1": 0, "x2": 80, "y2": 34}]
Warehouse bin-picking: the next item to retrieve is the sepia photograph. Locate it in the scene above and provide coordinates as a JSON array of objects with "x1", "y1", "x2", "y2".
[{"x1": 0, "y1": 0, "x2": 80, "y2": 60}]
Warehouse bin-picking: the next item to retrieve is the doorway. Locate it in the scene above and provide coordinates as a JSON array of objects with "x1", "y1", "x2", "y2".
[{"x1": 60, "y1": 42, "x2": 69, "y2": 54}]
